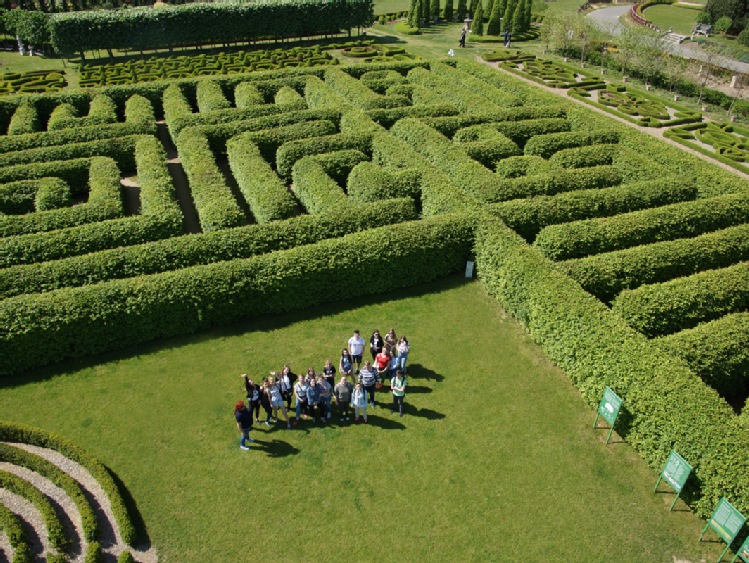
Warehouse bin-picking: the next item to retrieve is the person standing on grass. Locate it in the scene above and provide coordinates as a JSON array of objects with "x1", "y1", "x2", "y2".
[
  {"x1": 384, "y1": 328, "x2": 397, "y2": 355},
  {"x1": 234, "y1": 401, "x2": 254, "y2": 450},
  {"x1": 318, "y1": 375, "x2": 333, "y2": 420},
  {"x1": 334, "y1": 375, "x2": 353, "y2": 421},
  {"x1": 358, "y1": 360, "x2": 379, "y2": 409},
  {"x1": 397, "y1": 336, "x2": 410, "y2": 373},
  {"x1": 242, "y1": 374, "x2": 262, "y2": 423},
  {"x1": 459, "y1": 25, "x2": 467, "y2": 48},
  {"x1": 279, "y1": 365, "x2": 296, "y2": 410},
  {"x1": 391, "y1": 370, "x2": 407, "y2": 417},
  {"x1": 307, "y1": 376, "x2": 324, "y2": 423},
  {"x1": 323, "y1": 359, "x2": 336, "y2": 391},
  {"x1": 268, "y1": 375, "x2": 292, "y2": 428},
  {"x1": 339, "y1": 349, "x2": 354, "y2": 381},
  {"x1": 348, "y1": 330, "x2": 366, "y2": 371},
  {"x1": 260, "y1": 379, "x2": 274, "y2": 426},
  {"x1": 352, "y1": 382, "x2": 369, "y2": 423},
  {"x1": 375, "y1": 346, "x2": 391, "y2": 383},
  {"x1": 369, "y1": 330, "x2": 384, "y2": 361},
  {"x1": 293, "y1": 374, "x2": 310, "y2": 426}
]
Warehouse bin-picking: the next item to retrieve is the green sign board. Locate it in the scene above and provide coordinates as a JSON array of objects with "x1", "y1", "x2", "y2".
[
  {"x1": 593, "y1": 387, "x2": 622, "y2": 444},
  {"x1": 700, "y1": 498, "x2": 746, "y2": 562},
  {"x1": 731, "y1": 535, "x2": 749, "y2": 563},
  {"x1": 654, "y1": 450, "x2": 692, "y2": 510}
]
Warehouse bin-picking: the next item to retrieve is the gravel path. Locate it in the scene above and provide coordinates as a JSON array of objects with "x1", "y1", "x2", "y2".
[
  {"x1": 0, "y1": 488, "x2": 49, "y2": 561},
  {"x1": 1, "y1": 443, "x2": 158, "y2": 563},
  {"x1": 0, "y1": 528, "x2": 11, "y2": 561}
]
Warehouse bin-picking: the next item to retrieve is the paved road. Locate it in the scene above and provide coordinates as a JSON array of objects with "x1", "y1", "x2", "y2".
[{"x1": 586, "y1": 4, "x2": 749, "y2": 74}]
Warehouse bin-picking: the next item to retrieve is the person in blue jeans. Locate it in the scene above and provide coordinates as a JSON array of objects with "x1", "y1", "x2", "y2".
[
  {"x1": 318, "y1": 375, "x2": 333, "y2": 420},
  {"x1": 306, "y1": 377, "x2": 324, "y2": 423},
  {"x1": 397, "y1": 336, "x2": 410, "y2": 372},
  {"x1": 234, "y1": 401, "x2": 254, "y2": 451}
]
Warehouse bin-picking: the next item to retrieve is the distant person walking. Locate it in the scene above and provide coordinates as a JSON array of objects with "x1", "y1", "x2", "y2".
[
  {"x1": 234, "y1": 401, "x2": 254, "y2": 451},
  {"x1": 459, "y1": 25, "x2": 467, "y2": 48},
  {"x1": 504, "y1": 29, "x2": 511, "y2": 48}
]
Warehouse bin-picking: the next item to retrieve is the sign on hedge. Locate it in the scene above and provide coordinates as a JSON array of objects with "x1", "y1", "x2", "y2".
[
  {"x1": 699, "y1": 498, "x2": 746, "y2": 562},
  {"x1": 653, "y1": 450, "x2": 692, "y2": 510},
  {"x1": 593, "y1": 386, "x2": 622, "y2": 444}
]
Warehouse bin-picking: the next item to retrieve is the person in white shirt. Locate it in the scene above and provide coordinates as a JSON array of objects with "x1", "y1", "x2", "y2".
[{"x1": 347, "y1": 329, "x2": 366, "y2": 371}]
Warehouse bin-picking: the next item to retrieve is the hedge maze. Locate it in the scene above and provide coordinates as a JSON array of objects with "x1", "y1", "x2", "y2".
[
  {"x1": 0, "y1": 422, "x2": 145, "y2": 562},
  {"x1": 0, "y1": 57, "x2": 748, "y2": 536}
]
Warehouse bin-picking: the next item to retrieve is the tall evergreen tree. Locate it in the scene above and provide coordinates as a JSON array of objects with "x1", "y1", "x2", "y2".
[
  {"x1": 431, "y1": 0, "x2": 440, "y2": 20},
  {"x1": 485, "y1": 0, "x2": 495, "y2": 22},
  {"x1": 503, "y1": 0, "x2": 514, "y2": 31},
  {"x1": 512, "y1": 0, "x2": 524, "y2": 33},
  {"x1": 524, "y1": 0, "x2": 532, "y2": 31},
  {"x1": 473, "y1": 0, "x2": 484, "y2": 34},
  {"x1": 408, "y1": 0, "x2": 419, "y2": 27},
  {"x1": 487, "y1": 0, "x2": 502, "y2": 35},
  {"x1": 469, "y1": 0, "x2": 478, "y2": 18},
  {"x1": 457, "y1": 0, "x2": 467, "y2": 21},
  {"x1": 422, "y1": 0, "x2": 431, "y2": 24},
  {"x1": 444, "y1": 0, "x2": 454, "y2": 21}
]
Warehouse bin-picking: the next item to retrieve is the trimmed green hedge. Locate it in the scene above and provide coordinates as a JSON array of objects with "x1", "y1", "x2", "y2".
[
  {"x1": 34, "y1": 177, "x2": 70, "y2": 211},
  {"x1": 524, "y1": 129, "x2": 619, "y2": 159},
  {"x1": 365, "y1": 103, "x2": 459, "y2": 128},
  {"x1": 0, "y1": 470, "x2": 69, "y2": 551},
  {"x1": 175, "y1": 128, "x2": 246, "y2": 232},
  {"x1": 0, "y1": 159, "x2": 92, "y2": 188},
  {"x1": 275, "y1": 86, "x2": 307, "y2": 110},
  {"x1": 325, "y1": 67, "x2": 409, "y2": 110},
  {"x1": 347, "y1": 161, "x2": 420, "y2": 203},
  {"x1": 46, "y1": 102, "x2": 77, "y2": 131},
  {"x1": 7, "y1": 103, "x2": 40, "y2": 136},
  {"x1": 291, "y1": 156, "x2": 349, "y2": 214},
  {"x1": 490, "y1": 176, "x2": 695, "y2": 241},
  {"x1": 0, "y1": 213, "x2": 472, "y2": 374},
  {"x1": 420, "y1": 106, "x2": 567, "y2": 138},
  {"x1": 453, "y1": 125, "x2": 521, "y2": 168},
  {"x1": 276, "y1": 131, "x2": 371, "y2": 178},
  {"x1": 0, "y1": 137, "x2": 181, "y2": 267},
  {"x1": 234, "y1": 82, "x2": 265, "y2": 108},
  {"x1": 407, "y1": 66, "x2": 499, "y2": 114},
  {"x1": 534, "y1": 193, "x2": 749, "y2": 261},
  {"x1": 611, "y1": 262, "x2": 749, "y2": 338},
  {"x1": 0, "y1": 158, "x2": 123, "y2": 238},
  {"x1": 307, "y1": 148, "x2": 368, "y2": 184},
  {"x1": 656, "y1": 313, "x2": 749, "y2": 401},
  {"x1": 0, "y1": 501, "x2": 29, "y2": 563},
  {"x1": 474, "y1": 214, "x2": 749, "y2": 520},
  {"x1": 488, "y1": 165, "x2": 622, "y2": 203},
  {"x1": 196, "y1": 80, "x2": 232, "y2": 114},
  {"x1": 0, "y1": 178, "x2": 64, "y2": 215},
  {"x1": 0, "y1": 442, "x2": 99, "y2": 540},
  {"x1": 495, "y1": 155, "x2": 556, "y2": 179},
  {"x1": 226, "y1": 134, "x2": 298, "y2": 224},
  {"x1": 429, "y1": 61, "x2": 521, "y2": 108},
  {"x1": 0, "y1": 199, "x2": 417, "y2": 300},
  {"x1": 117, "y1": 552, "x2": 136, "y2": 563},
  {"x1": 562, "y1": 223, "x2": 749, "y2": 303},
  {"x1": 84, "y1": 541, "x2": 102, "y2": 563},
  {"x1": 48, "y1": 94, "x2": 118, "y2": 130},
  {"x1": 549, "y1": 144, "x2": 619, "y2": 169}
]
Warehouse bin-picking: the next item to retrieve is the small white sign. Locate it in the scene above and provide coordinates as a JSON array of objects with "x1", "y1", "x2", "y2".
[{"x1": 465, "y1": 260, "x2": 475, "y2": 278}]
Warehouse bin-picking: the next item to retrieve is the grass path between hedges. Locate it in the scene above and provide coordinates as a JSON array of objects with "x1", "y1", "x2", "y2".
[{"x1": 0, "y1": 277, "x2": 721, "y2": 562}]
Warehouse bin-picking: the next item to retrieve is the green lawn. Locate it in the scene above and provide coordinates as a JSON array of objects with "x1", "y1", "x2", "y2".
[
  {"x1": 0, "y1": 277, "x2": 720, "y2": 562},
  {"x1": 644, "y1": 4, "x2": 698, "y2": 35}
]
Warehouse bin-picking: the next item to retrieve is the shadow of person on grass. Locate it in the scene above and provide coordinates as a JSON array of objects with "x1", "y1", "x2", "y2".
[
  {"x1": 405, "y1": 364, "x2": 443, "y2": 383},
  {"x1": 402, "y1": 403, "x2": 446, "y2": 420},
  {"x1": 359, "y1": 415, "x2": 406, "y2": 430},
  {"x1": 252, "y1": 438, "x2": 300, "y2": 458}
]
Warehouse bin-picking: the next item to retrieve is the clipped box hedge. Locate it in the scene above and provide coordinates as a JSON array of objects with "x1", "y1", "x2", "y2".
[
  {"x1": 453, "y1": 125, "x2": 521, "y2": 168},
  {"x1": 549, "y1": 144, "x2": 619, "y2": 169},
  {"x1": 0, "y1": 199, "x2": 417, "y2": 300},
  {"x1": 365, "y1": 103, "x2": 459, "y2": 128},
  {"x1": 47, "y1": 94, "x2": 118, "y2": 131},
  {"x1": 291, "y1": 156, "x2": 349, "y2": 214},
  {"x1": 562, "y1": 223, "x2": 749, "y2": 303},
  {"x1": 0, "y1": 213, "x2": 473, "y2": 375},
  {"x1": 420, "y1": 106, "x2": 567, "y2": 138},
  {"x1": 7, "y1": 103, "x2": 40, "y2": 136},
  {"x1": 524, "y1": 129, "x2": 620, "y2": 159},
  {"x1": 655, "y1": 313, "x2": 749, "y2": 401},
  {"x1": 346, "y1": 161, "x2": 420, "y2": 203},
  {"x1": 534, "y1": 193, "x2": 749, "y2": 261},
  {"x1": 611, "y1": 261, "x2": 749, "y2": 338},
  {"x1": 196, "y1": 79, "x2": 232, "y2": 113},
  {"x1": 474, "y1": 214, "x2": 749, "y2": 521},
  {"x1": 0, "y1": 178, "x2": 66, "y2": 215},
  {"x1": 0, "y1": 157, "x2": 123, "y2": 238},
  {"x1": 324, "y1": 67, "x2": 409, "y2": 110},
  {"x1": 490, "y1": 176, "x2": 695, "y2": 241},
  {"x1": 276, "y1": 131, "x2": 371, "y2": 178},
  {"x1": 488, "y1": 165, "x2": 622, "y2": 203}
]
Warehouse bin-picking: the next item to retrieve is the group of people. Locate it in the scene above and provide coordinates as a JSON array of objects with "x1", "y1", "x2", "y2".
[{"x1": 233, "y1": 329, "x2": 411, "y2": 450}]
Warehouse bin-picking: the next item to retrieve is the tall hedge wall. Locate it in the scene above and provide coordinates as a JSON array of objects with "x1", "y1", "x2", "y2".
[
  {"x1": 49, "y1": 0, "x2": 374, "y2": 55},
  {"x1": 474, "y1": 214, "x2": 749, "y2": 520}
]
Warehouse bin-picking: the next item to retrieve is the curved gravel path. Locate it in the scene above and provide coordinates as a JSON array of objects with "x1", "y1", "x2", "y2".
[
  {"x1": 1, "y1": 443, "x2": 158, "y2": 563},
  {"x1": 0, "y1": 488, "x2": 49, "y2": 561}
]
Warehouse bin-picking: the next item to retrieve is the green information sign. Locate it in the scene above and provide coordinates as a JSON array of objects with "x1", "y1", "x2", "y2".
[
  {"x1": 731, "y1": 535, "x2": 749, "y2": 563},
  {"x1": 593, "y1": 386, "x2": 622, "y2": 444},
  {"x1": 654, "y1": 450, "x2": 692, "y2": 510},
  {"x1": 700, "y1": 498, "x2": 746, "y2": 562}
]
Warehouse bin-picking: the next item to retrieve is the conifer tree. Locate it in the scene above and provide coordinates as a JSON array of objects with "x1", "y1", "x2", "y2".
[
  {"x1": 512, "y1": 0, "x2": 524, "y2": 33},
  {"x1": 485, "y1": 0, "x2": 495, "y2": 22},
  {"x1": 524, "y1": 0, "x2": 532, "y2": 31},
  {"x1": 431, "y1": 0, "x2": 440, "y2": 20},
  {"x1": 503, "y1": 0, "x2": 514, "y2": 31},
  {"x1": 487, "y1": 0, "x2": 502, "y2": 35},
  {"x1": 422, "y1": 0, "x2": 431, "y2": 25},
  {"x1": 444, "y1": 0, "x2": 454, "y2": 21},
  {"x1": 457, "y1": 0, "x2": 467, "y2": 21},
  {"x1": 473, "y1": 0, "x2": 484, "y2": 34},
  {"x1": 409, "y1": 0, "x2": 419, "y2": 27}
]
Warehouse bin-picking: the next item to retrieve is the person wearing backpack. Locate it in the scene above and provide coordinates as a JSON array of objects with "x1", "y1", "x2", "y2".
[{"x1": 391, "y1": 370, "x2": 407, "y2": 417}]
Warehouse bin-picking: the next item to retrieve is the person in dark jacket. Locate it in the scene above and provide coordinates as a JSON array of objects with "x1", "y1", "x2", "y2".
[{"x1": 234, "y1": 401, "x2": 254, "y2": 450}]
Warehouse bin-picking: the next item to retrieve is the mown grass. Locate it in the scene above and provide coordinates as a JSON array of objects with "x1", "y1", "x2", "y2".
[
  {"x1": 0, "y1": 277, "x2": 720, "y2": 562},
  {"x1": 645, "y1": 4, "x2": 698, "y2": 35}
]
